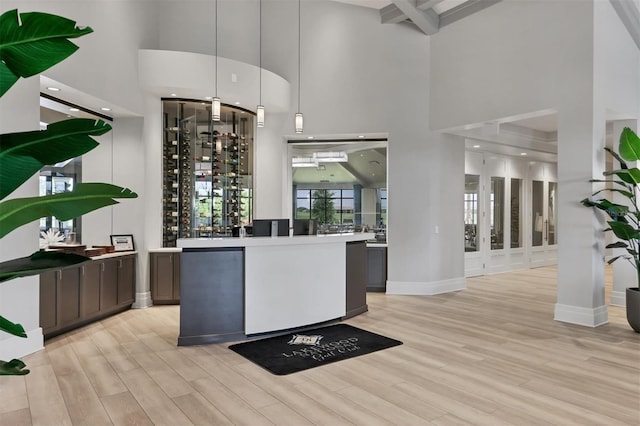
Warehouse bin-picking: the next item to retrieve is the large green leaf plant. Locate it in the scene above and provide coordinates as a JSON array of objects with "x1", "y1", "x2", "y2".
[
  {"x1": 0, "y1": 9, "x2": 137, "y2": 375},
  {"x1": 582, "y1": 127, "x2": 640, "y2": 288}
]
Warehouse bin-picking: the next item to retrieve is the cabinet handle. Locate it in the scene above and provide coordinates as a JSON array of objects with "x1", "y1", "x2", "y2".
[
  {"x1": 82, "y1": 266, "x2": 85, "y2": 276},
  {"x1": 169, "y1": 256, "x2": 172, "y2": 264},
  {"x1": 119, "y1": 259, "x2": 122, "y2": 268},
  {"x1": 101, "y1": 263, "x2": 105, "y2": 272},
  {"x1": 58, "y1": 270, "x2": 62, "y2": 280}
]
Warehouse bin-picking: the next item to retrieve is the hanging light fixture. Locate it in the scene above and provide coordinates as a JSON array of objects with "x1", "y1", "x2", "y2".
[
  {"x1": 295, "y1": 0, "x2": 303, "y2": 133},
  {"x1": 256, "y1": 0, "x2": 265, "y2": 128},
  {"x1": 212, "y1": 0, "x2": 221, "y2": 121}
]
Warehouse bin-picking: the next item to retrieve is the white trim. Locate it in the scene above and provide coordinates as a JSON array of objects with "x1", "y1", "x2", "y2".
[
  {"x1": 610, "y1": 290, "x2": 626, "y2": 307},
  {"x1": 386, "y1": 277, "x2": 466, "y2": 295},
  {"x1": 0, "y1": 327, "x2": 43, "y2": 361},
  {"x1": 132, "y1": 291, "x2": 153, "y2": 309},
  {"x1": 554, "y1": 303, "x2": 609, "y2": 327}
]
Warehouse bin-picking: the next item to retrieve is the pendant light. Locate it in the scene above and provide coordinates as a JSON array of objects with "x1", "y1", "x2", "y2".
[
  {"x1": 256, "y1": 0, "x2": 265, "y2": 127},
  {"x1": 295, "y1": 0, "x2": 303, "y2": 134},
  {"x1": 212, "y1": 0, "x2": 221, "y2": 121}
]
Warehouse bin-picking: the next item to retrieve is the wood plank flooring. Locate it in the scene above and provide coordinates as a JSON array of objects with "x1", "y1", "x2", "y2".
[{"x1": 1, "y1": 266, "x2": 639, "y2": 425}]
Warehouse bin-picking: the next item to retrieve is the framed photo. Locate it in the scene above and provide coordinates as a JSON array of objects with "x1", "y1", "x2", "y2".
[{"x1": 110, "y1": 234, "x2": 135, "y2": 252}]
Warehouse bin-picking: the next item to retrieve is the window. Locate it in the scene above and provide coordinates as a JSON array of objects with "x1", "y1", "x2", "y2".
[
  {"x1": 295, "y1": 189, "x2": 354, "y2": 225},
  {"x1": 464, "y1": 174, "x2": 480, "y2": 252}
]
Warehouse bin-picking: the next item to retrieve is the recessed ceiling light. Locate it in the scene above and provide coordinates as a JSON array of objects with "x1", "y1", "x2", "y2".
[
  {"x1": 69, "y1": 108, "x2": 80, "y2": 112},
  {"x1": 205, "y1": 96, "x2": 213, "y2": 100},
  {"x1": 170, "y1": 93, "x2": 177, "y2": 97},
  {"x1": 473, "y1": 145, "x2": 480, "y2": 148},
  {"x1": 307, "y1": 136, "x2": 314, "y2": 139},
  {"x1": 47, "y1": 87, "x2": 61, "y2": 92},
  {"x1": 358, "y1": 135, "x2": 365, "y2": 138},
  {"x1": 100, "y1": 107, "x2": 111, "y2": 111},
  {"x1": 234, "y1": 101, "x2": 240, "y2": 105},
  {"x1": 520, "y1": 152, "x2": 527, "y2": 156}
]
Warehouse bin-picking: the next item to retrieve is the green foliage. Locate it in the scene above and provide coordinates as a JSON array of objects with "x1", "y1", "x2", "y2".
[
  {"x1": 0, "y1": 9, "x2": 93, "y2": 96},
  {"x1": 0, "y1": 250, "x2": 90, "y2": 284},
  {"x1": 0, "y1": 183, "x2": 137, "y2": 239},
  {"x1": 0, "y1": 118, "x2": 109, "y2": 199},
  {"x1": 0, "y1": 359, "x2": 29, "y2": 375},
  {"x1": 311, "y1": 189, "x2": 336, "y2": 224},
  {"x1": 0, "y1": 9, "x2": 137, "y2": 375},
  {"x1": 583, "y1": 127, "x2": 640, "y2": 288}
]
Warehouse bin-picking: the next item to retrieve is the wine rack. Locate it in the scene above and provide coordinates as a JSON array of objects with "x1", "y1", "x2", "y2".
[{"x1": 162, "y1": 99, "x2": 254, "y2": 247}]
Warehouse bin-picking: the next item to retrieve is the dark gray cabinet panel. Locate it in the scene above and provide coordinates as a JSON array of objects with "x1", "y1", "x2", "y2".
[
  {"x1": 150, "y1": 252, "x2": 180, "y2": 304},
  {"x1": 81, "y1": 262, "x2": 101, "y2": 319},
  {"x1": 39, "y1": 270, "x2": 59, "y2": 335},
  {"x1": 344, "y1": 241, "x2": 368, "y2": 319},
  {"x1": 367, "y1": 246, "x2": 387, "y2": 292},
  {"x1": 58, "y1": 268, "x2": 81, "y2": 328},
  {"x1": 117, "y1": 256, "x2": 135, "y2": 305},
  {"x1": 178, "y1": 248, "x2": 244, "y2": 345},
  {"x1": 39, "y1": 254, "x2": 136, "y2": 339},
  {"x1": 100, "y1": 259, "x2": 119, "y2": 312}
]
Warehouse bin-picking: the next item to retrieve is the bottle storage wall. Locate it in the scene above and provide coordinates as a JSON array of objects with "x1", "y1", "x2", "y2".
[{"x1": 162, "y1": 99, "x2": 254, "y2": 247}]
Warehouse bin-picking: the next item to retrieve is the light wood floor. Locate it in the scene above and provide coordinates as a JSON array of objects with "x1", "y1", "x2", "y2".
[{"x1": 1, "y1": 266, "x2": 639, "y2": 425}]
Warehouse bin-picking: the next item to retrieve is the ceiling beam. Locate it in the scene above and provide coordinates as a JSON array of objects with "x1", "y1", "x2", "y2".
[
  {"x1": 390, "y1": 0, "x2": 439, "y2": 35},
  {"x1": 416, "y1": 0, "x2": 447, "y2": 11},
  {"x1": 339, "y1": 161, "x2": 374, "y2": 187},
  {"x1": 610, "y1": 0, "x2": 640, "y2": 50},
  {"x1": 380, "y1": 3, "x2": 407, "y2": 24},
  {"x1": 439, "y1": 0, "x2": 502, "y2": 28}
]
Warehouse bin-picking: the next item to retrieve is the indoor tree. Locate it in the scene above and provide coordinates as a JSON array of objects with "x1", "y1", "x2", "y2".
[{"x1": 0, "y1": 9, "x2": 138, "y2": 375}]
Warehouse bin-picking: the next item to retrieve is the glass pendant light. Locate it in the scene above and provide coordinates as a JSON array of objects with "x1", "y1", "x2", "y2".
[
  {"x1": 257, "y1": 0, "x2": 265, "y2": 128},
  {"x1": 212, "y1": 0, "x2": 221, "y2": 122},
  {"x1": 295, "y1": 0, "x2": 303, "y2": 133}
]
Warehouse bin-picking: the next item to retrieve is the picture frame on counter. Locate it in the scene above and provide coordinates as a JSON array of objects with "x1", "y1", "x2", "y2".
[{"x1": 110, "y1": 234, "x2": 135, "y2": 252}]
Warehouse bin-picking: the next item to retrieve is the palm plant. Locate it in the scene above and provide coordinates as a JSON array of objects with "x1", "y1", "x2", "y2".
[
  {"x1": 0, "y1": 9, "x2": 137, "y2": 374},
  {"x1": 581, "y1": 127, "x2": 640, "y2": 332}
]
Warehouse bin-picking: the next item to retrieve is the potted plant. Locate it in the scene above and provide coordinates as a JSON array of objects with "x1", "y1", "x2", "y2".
[
  {"x1": 581, "y1": 127, "x2": 640, "y2": 332},
  {"x1": 0, "y1": 9, "x2": 137, "y2": 374}
]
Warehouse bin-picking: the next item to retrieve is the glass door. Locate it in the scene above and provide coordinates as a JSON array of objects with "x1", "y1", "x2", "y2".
[{"x1": 530, "y1": 163, "x2": 557, "y2": 267}]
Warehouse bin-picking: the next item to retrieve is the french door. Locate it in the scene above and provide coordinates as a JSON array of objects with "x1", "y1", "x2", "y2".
[{"x1": 530, "y1": 163, "x2": 557, "y2": 267}]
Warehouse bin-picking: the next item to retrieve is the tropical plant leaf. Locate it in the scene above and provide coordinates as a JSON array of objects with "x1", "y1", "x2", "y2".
[
  {"x1": 0, "y1": 315, "x2": 26, "y2": 338},
  {"x1": 605, "y1": 168, "x2": 640, "y2": 185},
  {"x1": 0, "y1": 358, "x2": 29, "y2": 375},
  {"x1": 0, "y1": 250, "x2": 89, "y2": 283},
  {"x1": 608, "y1": 220, "x2": 640, "y2": 241},
  {"x1": 591, "y1": 188, "x2": 634, "y2": 199},
  {"x1": 0, "y1": 118, "x2": 111, "y2": 199},
  {"x1": 607, "y1": 254, "x2": 630, "y2": 265},
  {"x1": 0, "y1": 61, "x2": 19, "y2": 98},
  {"x1": 618, "y1": 127, "x2": 640, "y2": 162},
  {"x1": 582, "y1": 198, "x2": 630, "y2": 222},
  {"x1": 606, "y1": 241, "x2": 629, "y2": 249},
  {"x1": 0, "y1": 9, "x2": 93, "y2": 96},
  {"x1": 0, "y1": 183, "x2": 137, "y2": 239},
  {"x1": 604, "y1": 146, "x2": 629, "y2": 169}
]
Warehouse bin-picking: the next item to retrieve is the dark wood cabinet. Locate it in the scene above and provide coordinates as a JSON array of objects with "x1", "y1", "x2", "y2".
[
  {"x1": 81, "y1": 262, "x2": 101, "y2": 319},
  {"x1": 39, "y1": 254, "x2": 136, "y2": 339},
  {"x1": 367, "y1": 245, "x2": 387, "y2": 292},
  {"x1": 150, "y1": 251, "x2": 180, "y2": 304},
  {"x1": 118, "y1": 255, "x2": 135, "y2": 305},
  {"x1": 344, "y1": 241, "x2": 368, "y2": 319}
]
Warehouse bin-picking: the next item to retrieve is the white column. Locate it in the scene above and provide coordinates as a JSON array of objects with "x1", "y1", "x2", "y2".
[
  {"x1": 555, "y1": 105, "x2": 608, "y2": 327},
  {"x1": 0, "y1": 77, "x2": 43, "y2": 360},
  {"x1": 611, "y1": 119, "x2": 640, "y2": 307},
  {"x1": 134, "y1": 94, "x2": 162, "y2": 308}
]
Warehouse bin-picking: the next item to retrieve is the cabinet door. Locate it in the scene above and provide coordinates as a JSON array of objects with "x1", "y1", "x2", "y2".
[
  {"x1": 151, "y1": 252, "x2": 176, "y2": 302},
  {"x1": 81, "y1": 262, "x2": 101, "y2": 319},
  {"x1": 173, "y1": 253, "x2": 180, "y2": 300},
  {"x1": 40, "y1": 270, "x2": 59, "y2": 335},
  {"x1": 59, "y1": 267, "x2": 81, "y2": 327},
  {"x1": 366, "y1": 247, "x2": 387, "y2": 291},
  {"x1": 117, "y1": 256, "x2": 135, "y2": 305},
  {"x1": 100, "y1": 259, "x2": 119, "y2": 312}
]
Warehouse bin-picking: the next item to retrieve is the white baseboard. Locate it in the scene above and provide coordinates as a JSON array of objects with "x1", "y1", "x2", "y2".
[
  {"x1": 610, "y1": 291, "x2": 626, "y2": 307},
  {"x1": 386, "y1": 277, "x2": 466, "y2": 295},
  {"x1": 554, "y1": 303, "x2": 609, "y2": 327},
  {"x1": 0, "y1": 327, "x2": 43, "y2": 361},
  {"x1": 132, "y1": 291, "x2": 152, "y2": 309}
]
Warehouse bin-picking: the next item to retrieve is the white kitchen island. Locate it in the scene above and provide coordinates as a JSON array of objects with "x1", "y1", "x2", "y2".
[{"x1": 176, "y1": 233, "x2": 373, "y2": 345}]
